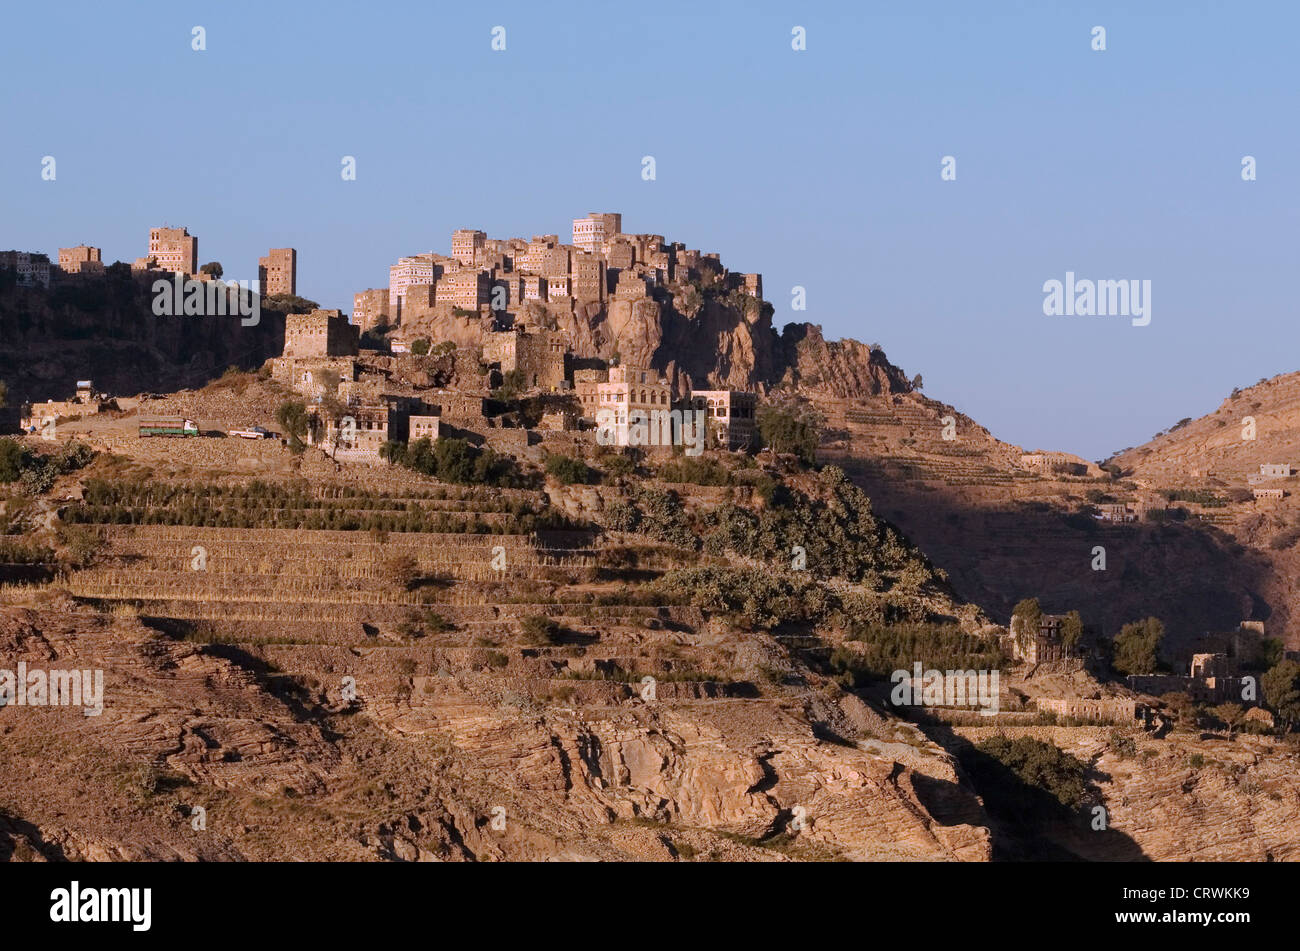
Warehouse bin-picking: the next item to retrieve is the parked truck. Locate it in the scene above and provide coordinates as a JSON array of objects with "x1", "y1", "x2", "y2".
[{"x1": 138, "y1": 416, "x2": 199, "y2": 437}]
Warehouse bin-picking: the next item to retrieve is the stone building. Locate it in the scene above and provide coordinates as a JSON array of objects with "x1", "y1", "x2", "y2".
[
  {"x1": 522, "y1": 275, "x2": 546, "y2": 301},
  {"x1": 148, "y1": 227, "x2": 197, "y2": 275},
  {"x1": 282, "y1": 309, "x2": 360, "y2": 359},
  {"x1": 571, "y1": 252, "x2": 606, "y2": 302},
  {"x1": 1254, "y1": 487, "x2": 1285, "y2": 500},
  {"x1": 442, "y1": 270, "x2": 490, "y2": 310},
  {"x1": 579, "y1": 365, "x2": 675, "y2": 446},
  {"x1": 1128, "y1": 653, "x2": 1245, "y2": 704},
  {"x1": 270, "y1": 357, "x2": 357, "y2": 401},
  {"x1": 388, "y1": 253, "x2": 438, "y2": 316},
  {"x1": 57, "y1": 246, "x2": 103, "y2": 279},
  {"x1": 19, "y1": 380, "x2": 108, "y2": 433},
  {"x1": 606, "y1": 239, "x2": 635, "y2": 270},
  {"x1": 1008, "y1": 614, "x2": 1080, "y2": 665},
  {"x1": 308, "y1": 402, "x2": 404, "y2": 461},
  {"x1": 352, "y1": 288, "x2": 390, "y2": 332},
  {"x1": 452, "y1": 229, "x2": 487, "y2": 266},
  {"x1": 483, "y1": 327, "x2": 568, "y2": 390},
  {"x1": 1260, "y1": 463, "x2": 1294, "y2": 479},
  {"x1": 689, "y1": 389, "x2": 757, "y2": 450},
  {"x1": 572, "y1": 212, "x2": 622, "y2": 253},
  {"x1": 546, "y1": 275, "x2": 571, "y2": 300},
  {"x1": 409, "y1": 415, "x2": 440, "y2": 441},
  {"x1": 614, "y1": 270, "x2": 651, "y2": 300},
  {"x1": 1097, "y1": 503, "x2": 1137, "y2": 522},
  {"x1": 258, "y1": 248, "x2": 297, "y2": 297},
  {"x1": 537, "y1": 246, "x2": 571, "y2": 279},
  {"x1": 399, "y1": 283, "x2": 437, "y2": 318},
  {"x1": 1034, "y1": 697, "x2": 1140, "y2": 723},
  {"x1": 0, "y1": 251, "x2": 51, "y2": 288}
]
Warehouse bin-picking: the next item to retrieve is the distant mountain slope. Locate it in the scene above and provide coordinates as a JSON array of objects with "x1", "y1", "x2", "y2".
[{"x1": 1110, "y1": 372, "x2": 1300, "y2": 485}]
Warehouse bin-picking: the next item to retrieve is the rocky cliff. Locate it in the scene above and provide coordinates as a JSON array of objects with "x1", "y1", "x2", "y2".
[{"x1": 0, "y1": 273, "x2": 286, "y2": 413}]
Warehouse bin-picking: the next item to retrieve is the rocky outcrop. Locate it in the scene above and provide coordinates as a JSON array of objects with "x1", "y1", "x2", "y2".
[{"x1": 0, "y1": 276, "x2": 286, "y2": 410}]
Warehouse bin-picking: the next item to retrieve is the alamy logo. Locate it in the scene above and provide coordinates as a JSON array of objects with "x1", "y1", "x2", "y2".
[
  {"x1": 50, "y1": 882, "x2": 151, "y2": 931},
  {"x1": 890, "y1": 663, "x2": 1000, "y2": 716},
  {"x1": 152, "y1": 274, "x2": 260, "y2": 326},
  {"x1": 595, "y1": 408, "x2": 706, "y2": 456},
  {"x1": 1042, "y1": 271, "x2": 1151, "y2": 326},
  {"x1": 0, "y1": 663, "x2": 104, "y2": 716}
]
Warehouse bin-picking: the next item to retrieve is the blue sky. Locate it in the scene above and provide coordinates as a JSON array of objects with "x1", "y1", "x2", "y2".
[{"x1": 3, "y1": 0, "x2": 1296, "y2": 460}]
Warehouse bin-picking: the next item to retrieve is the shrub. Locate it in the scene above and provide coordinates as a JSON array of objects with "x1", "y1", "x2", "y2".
[
  {"x1": 598, "y1": 450, "x2": 636, "y2": 479},
  {"x1": 520, "y1": 614, "x2": 561, "y2": 646},
  {"x1": 380, "y1": 553, "x2": 420, "y2": 590},
  {"x1": 835, "y1": 622, "x2": 1006, "y2": 683},
  {"x1": 397, "y1": 437, "x2": 523, "y2": 488},
  {"x1": 655, "y1": 565, "x2": 830, "y2": 630},
  {"x1": 971, "y1": 736, "x2": 1089, "y2": 811},
  {"x1": 601, "y1": 499, "x2": 640, "y2": 533},
  {"x1": 545, "y1": 454, "x2": 590, "y2": 485},
  {"x1": 657, "y1": 456, "x2": 731, "y2": 486},
  {"x1": 0, "y1": 439, "x2": 29, "y2": 483}
]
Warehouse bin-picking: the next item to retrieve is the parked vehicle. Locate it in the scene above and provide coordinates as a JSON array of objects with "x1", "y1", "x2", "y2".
[
  {"x1": 228, "y1": 426, "x2": 270, "y2": 439},
  {"x1": 139, "y1": 416, "x2": 199, "y2": 437}
]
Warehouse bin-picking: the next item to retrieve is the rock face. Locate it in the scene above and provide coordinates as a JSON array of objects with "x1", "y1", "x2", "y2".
[
  {"x1": 0, "y1": 277, "x2": 287, "y2": 411},
  {"x1": 498, "y1": 292, "x2": 913, "y2": 400},
  {"x1": 0, "y1": 604, "x2": 991, "y2": 862}
]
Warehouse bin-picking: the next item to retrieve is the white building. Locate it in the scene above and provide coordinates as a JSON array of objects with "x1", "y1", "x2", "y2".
[
  {"x1": 388, "y1": 254, "x2": 436, "y2": 316},
  {"x1": 571, "y1": 213, "x2": 622, "y2": 254}
]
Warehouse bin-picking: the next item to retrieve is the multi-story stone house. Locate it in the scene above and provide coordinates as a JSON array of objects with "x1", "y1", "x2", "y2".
[
  {"x1": 388, "y1": 254, "x2": 439, "y2": 316},
  {"x1": 0, "y1": 251, "x2": 52, "y2": 287},
  {"x1": 57, "y1": 246, "x2": 103, "y2": 279},
  {"x1": 577, "y1": 365, "x2": 675, "y2": 446},
  {"x1": 451, "y1": 229, "x2": 486, "y2": 266},
  {"x1": 148, "y1": 227, "x2": 197, "y2": 275},
  {"x1": 483, "y1": 327, "x2": 568, "y2": 390},
  {"x1": 571, "y1": 213, "x2": 622, "y2": 253},
  {"x1": 258, "y1": 248, "x2": 297, "y2": 297},
  {"x1": 689, "y1": 389, "x2": 757, "y2": 450},
  {"x1": 282, "y1": 309, "x2": 359, "y2": 358},
  {"x1": 352, "y1": 288, "x2": 390, "y2": 332}
]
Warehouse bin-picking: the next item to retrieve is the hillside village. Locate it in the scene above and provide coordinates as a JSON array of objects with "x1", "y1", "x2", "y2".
[{"x1": 3, "y1": 218, "x2": 1300, "y2": 862}]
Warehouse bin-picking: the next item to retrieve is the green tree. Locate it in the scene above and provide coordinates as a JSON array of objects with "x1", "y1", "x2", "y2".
[
  {"x1": 1011, "y1": 597, "x2": 1042, "y2": 653},
  {"x1": 1262, "y1": 660, "x2": 1300, "y2": 731},
  {"x1": 972, "y1": 736, "x2": 1089, "y2": 812},
  {"x1": 200, "y1": 261, "x2": 223, "y2": 278},
  {"x1": 0, "y1": 438, "x2": 27, "y2": 482},
  {"x1": 757, "y1": 407, "x2": 818, "y2": 465},
  {"x1": 1111, "y1": 617, "x2": 1165, "y2": 676},
  {"x1": 493, "y1": 369, "x2": 528, "y2": 400},
  {"x1": 275, "y1": 401, "x2": 309, "y2": 452},
  {"x1": 1060, "y1": 610, "x2": 1084, "y2": 651},
  {"x1": 1211, "y1": 702, "x2": 1246, "y2": 738},
  {"x1": 410, "y1": 337, "x2": 431, "y2": 356},
  {"x1": 1159, "y1": 691, "x2": 1195, "y2": 730}
]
